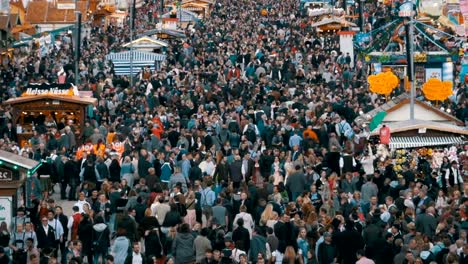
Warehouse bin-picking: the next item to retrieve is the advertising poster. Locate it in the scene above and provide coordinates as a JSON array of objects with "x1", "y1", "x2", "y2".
[
  {"x1": 425, "y1": 68, "x2": 442, "y2": 81},
  {"x1": 0, "y1": 197, "x2": 12, "y2": 229}
]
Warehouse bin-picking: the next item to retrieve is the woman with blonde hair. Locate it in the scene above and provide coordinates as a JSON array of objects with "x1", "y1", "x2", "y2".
[
  {"x1": 260, "y1": 204, "x2": 275, "y2": 226},
  {"x1": 184, "y1": 191, "x2": 197, "y2": 229},
  {"x1": 266, "y1": 212, "x2": 279, "y2": 229}
]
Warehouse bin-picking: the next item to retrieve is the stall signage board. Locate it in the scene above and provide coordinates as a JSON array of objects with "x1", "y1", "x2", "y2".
[
  {"x1": 22, "y1": 83, "x2": 79, "y2": 97},
  {"x1": 399, "y1": 1, "x2": 415, "y2": 17},
  {"x1": 0, "y1": 167, "x2": 12, "y2": 181},
  {"x1": 0, "y1": 197, "x2": 12, "y2": 227}
]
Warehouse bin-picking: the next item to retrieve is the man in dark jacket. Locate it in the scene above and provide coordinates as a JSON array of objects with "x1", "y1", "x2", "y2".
[
  {"x1": 249, "y1": 228, "x2": 267, "y2": 264},
  {"x1": 333, "y1": 220, "x2": 363, "y2": 264},
  {"x1": 285, "y1": 165, "x2": 306, "y2": 201},
  {"x1": 229, "y1": 155, "x2": 243, "y2": 189},
  {"x1": 318, "y1": 232, "x2": 337, "y2": 264},
  {"x1": 125, "y1": 242, "x2": 146, "y2": 264},
  {"x1": 2, "y1": 121, "x2": 17, "y2": 142},
  {"x1": 232, "y1": 218, "x2": 250, "y2": 252},
  {"x1": 415, "y1": 206, "x2": 437, "y2": 238},
  {"x1": 54, "y1": 155, "x2": 66, "y2": 199},
  {"x1": 65, "y1": 156, "x2": 80, "y2": 201},
  {"x1": 363, "y1": 217, "x2": 385, "y2": 249},
  {"x1": 36, "y1": 216, "x2": 57, "y2": 253},
  {"x1": 92, "y1": 217, "x2": 111, "y2": 264}
]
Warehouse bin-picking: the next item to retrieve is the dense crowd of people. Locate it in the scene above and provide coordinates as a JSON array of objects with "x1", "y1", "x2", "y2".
[{"x1": 0, "y1": 0, "x2": 467, "y2": 264}]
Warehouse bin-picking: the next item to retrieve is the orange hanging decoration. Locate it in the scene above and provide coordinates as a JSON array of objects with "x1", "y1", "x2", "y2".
[
  {"x1": 368, "y1": 71, "x2": 399, "y2": 96},
  {"x1": 421, "y1": 78, "x2": 453, "y2": 101},
  {"x1": 261, "y1": 9, "x2": 268, "y2": 16}
]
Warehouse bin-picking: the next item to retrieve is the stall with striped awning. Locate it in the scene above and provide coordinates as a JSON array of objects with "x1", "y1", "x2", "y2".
[
  {"x1": 105, "y1": 51, "x2": 166, "y2": 76},
  {"x1": 389, "y1": 136, "x2": 466, "y2": 149}
]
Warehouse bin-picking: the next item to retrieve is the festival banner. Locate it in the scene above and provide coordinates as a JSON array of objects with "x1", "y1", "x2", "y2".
[{"x1": 21, "y1": 83, "x2": 79, "y2": 97}]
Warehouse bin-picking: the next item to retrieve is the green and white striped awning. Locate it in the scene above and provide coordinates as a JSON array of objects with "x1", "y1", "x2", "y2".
[{"x1": 389, "y1": 136, "x2": 466, "y2": 149}]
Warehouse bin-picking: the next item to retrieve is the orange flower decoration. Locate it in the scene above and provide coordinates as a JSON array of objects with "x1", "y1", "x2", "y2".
[
  {"x1": 422, "y1": 78, "x2": 453, "y2": 101},
  {"x1": 368, "y1": 71, "x2": 399, "y2": 96}
]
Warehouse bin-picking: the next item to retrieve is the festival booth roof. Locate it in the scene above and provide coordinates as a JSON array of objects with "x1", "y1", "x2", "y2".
[
  {"x1": 308, "y1": 8, "x2": 345, "y2": 17},
  {"x1": 137, "y1": 28, "x2": 186, "y2": 39},
  {"x1": 3, "y1": 94, "x2": 97, "y2": 106},
  {"x1": 0, "y1": 150, "x2": 41, "y2": 191},
  {"x1": 369, "y1": 119, "x2": 468, "y2": 136},
  {"x1": 25, "y1": 0, "x2": 91, "y2": 24},
  {"x1": 355, "y1": 94, "x2": 464, "y2": 126},
  {"x1": 366, "y1": 51, "x2": 453, "y2": 64},
  {"x1": 0, "y1": 150, "x2": 41, "y2": 171},
  {"x1": 356, "y1": 94, "x2": 467, "y2": 148},
  {"x1": 106, "y1": 50, "x2": 166, "y2": 75},
  {"x1": 181, "y1": 0, "x2": 214, "y2": 4},
  {"x1": 122, "y1": 36, "x2": 169, "y2": 49},
  {"x1": 310, "y1": 17, "x2": 357, "y2": 28},
  {"x1": 369, "y1": 119, "x2": 467, "y2": 149},
  {"x1": 162, "y1": 9, "x2": 200, "y2": 22}
]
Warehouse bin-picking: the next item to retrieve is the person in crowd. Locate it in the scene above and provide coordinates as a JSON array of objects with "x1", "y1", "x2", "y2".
[
  {"x1": 1, "y1": 0, "x2": 467, "y2": 264},
  {"x1": 36, "y1": 216, "x2": 56, "y2": 257},
  {"x1": 172, "y1": 223, "x2": 195, "y2": 264}
]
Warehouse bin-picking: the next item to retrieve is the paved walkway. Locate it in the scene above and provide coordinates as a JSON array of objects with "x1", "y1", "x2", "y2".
[{"x1": 50, "y1": 184, "x2": 76, "y2": 217}]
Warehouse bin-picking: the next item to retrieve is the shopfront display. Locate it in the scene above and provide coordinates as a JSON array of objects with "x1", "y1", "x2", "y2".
[{"x1": 3, "y1": 83, "x2": 96, "y2": 146}]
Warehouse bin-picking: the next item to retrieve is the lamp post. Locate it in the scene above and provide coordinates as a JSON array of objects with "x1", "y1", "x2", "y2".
[
  {"x1": 160, "y1": 0, "x2": 164, "y2": 22},
  {"x1": 359, "y1": 0, "x2": 364, "y2": 32},
  {"x1": 129, "y1": 0, "x2": 136, "y2": 86},
  {"x1": 75, "y1": 11, "x2": 82, "y2": 86},
  {"x1": 405, "y1": 17, "x2": 415, "y2": 120},
  {"x1": 399, "y1": 1, "x2": 415, "y2": 120}
]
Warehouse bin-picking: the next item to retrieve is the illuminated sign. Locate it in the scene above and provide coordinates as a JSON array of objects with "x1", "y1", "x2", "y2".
[
  {"x1": 0, "y1": 167, "x2": 12, "y2": 181},
  {"x1": 21, "y1": 83, "x2": 79, "y2": 97}
]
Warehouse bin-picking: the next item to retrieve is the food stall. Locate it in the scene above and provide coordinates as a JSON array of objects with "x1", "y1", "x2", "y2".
[
  {"x1": 3, "y1": 83, "x2": 97, "y2": 146},
  {"x1": 0, "y1": 150, "x2": 41, "y2": 225}
]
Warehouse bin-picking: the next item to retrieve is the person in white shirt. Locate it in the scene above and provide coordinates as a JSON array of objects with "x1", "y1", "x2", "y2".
[
  {"x1": 47, "y1": 211, "x2": 64, "y2": 245},
  {"x1": 126, "y1": 242, "x2": 145, "y2": 264},
  {"x1": 74, "y1": 192, "x2": 91, "y2": 213},
  {"x1": 233, "y1": 206, "x2": 255, "y2": 238}
]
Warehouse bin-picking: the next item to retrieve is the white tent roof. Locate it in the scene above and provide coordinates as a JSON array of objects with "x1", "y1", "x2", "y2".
[{"x1": 122, "y1": 36, "x2": 169, "y2": 48}]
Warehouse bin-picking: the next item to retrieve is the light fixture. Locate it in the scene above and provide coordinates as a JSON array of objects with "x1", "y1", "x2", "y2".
[
  {"x1": 446, "y1": 109, "x2": 451, "y2": 113},
  {"x1": 13, "y1": 165, "x2": 18, "y2": 170},
  {"x1": 441, "y1": 107, "x2": 445, "y2": 111},
  {"x1": 39, "y1": 112, "x2": 43, "y2": 115}
]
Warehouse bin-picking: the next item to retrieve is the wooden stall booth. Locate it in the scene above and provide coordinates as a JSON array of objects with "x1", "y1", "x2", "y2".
[
  {"x1": 3, "y1": 83, "x2": 97, "y2": 146},
  {"x1": 0, "y1": 150, "x2": 41, "y2": 227}
]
